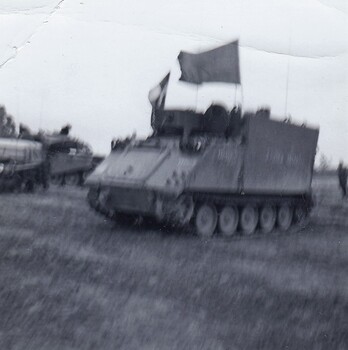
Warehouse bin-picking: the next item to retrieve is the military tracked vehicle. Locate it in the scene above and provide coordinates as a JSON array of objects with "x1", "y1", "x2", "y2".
[
  {"x1": 0, "y1": 137, "x2": 47, "y2": 191},
  {"x1": 41, "y1": 134, "x2": 93, "y2": 186},
  {"x1": 86, "y1": 106, "x2": 319, "y2": 237},
  {"x1": 21, "y1": 127, "x2": 93, "y2": 186}
]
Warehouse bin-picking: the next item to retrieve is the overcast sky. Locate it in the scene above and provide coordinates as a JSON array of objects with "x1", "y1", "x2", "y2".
[{"x1": 0, "y1": 0, "x2": 347, "y2": 164}]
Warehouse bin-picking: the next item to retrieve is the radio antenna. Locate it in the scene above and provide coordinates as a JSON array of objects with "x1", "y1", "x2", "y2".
[{"x1": 285, "y1": 22, "x2": 293, "y2": 116}]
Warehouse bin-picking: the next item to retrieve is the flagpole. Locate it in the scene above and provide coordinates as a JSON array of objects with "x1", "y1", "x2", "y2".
[
  {"x1": 234, "y1": 85, "x2": 237, "y2": 107},
  {"x1": 195, "y1": 41, "x2": 202, "y2": 112},
  {"x1": 284, "y1": 16, "x2": 293, "y2": 116},
  {"x1": 240, "y1": 84, "x2": 244, "y2": 114},
  {"x1": 195, "y1": 84, "x2": 199, "y2": 111},
  {"x1": 237, "y1": 41, "x2": 243, "y2": 111},
  {"x1": 284, "y1": 57, "x2": 290, "y2": 116}
]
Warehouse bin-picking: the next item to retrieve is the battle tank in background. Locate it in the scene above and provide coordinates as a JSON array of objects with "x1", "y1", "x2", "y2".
[
  {"x1": 42, "y1": 133, "x2": 93, "y2": 186},
  {"x1": 21, "y1": 125, "x2": 94, "y2": 186},
  {"x1": 85, "y1": 105, "x2": 319, "y2": 237},
  {"x1": 0, "y1": 137, "x2": 48, "y2": 192}
]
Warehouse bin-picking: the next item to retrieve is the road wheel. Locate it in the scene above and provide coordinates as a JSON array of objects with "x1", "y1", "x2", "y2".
[
  {"x1": 195, "y1": 203, "x2": 218, "y2": 238},
  {"x1": 294, "y1": 205, "x2": 307, "y2": 223},
  {"x1": 65, "y1": 174, "x2": 80, "y2": 186},
  {"x1": 114, "y1": 212, "x2": 137, "y2": 226},
  {"x1": 240, "y1": 205, "x2": 258, "y2": 235},
  {"x1": 24, "y1": 179, "x2": 35, "y2": 193},
  {"x1": 277, "y1": 204, "x2": 293, "y2": 231},
  {"x1": 173, "y1": 196, "x2": 194, "y2": 226},
  {"x1": 218, "y1": 206, "x2": 239, "y2": 237},
  {"x1": 50, "y1": 174, "x2": 63, "y2": 185},
  {"x1": 87, "y1": 187, "x2": 100, "y2": 209},
  {"x1": 259, "y1": 205, "x2": 276, "y2": 233}
]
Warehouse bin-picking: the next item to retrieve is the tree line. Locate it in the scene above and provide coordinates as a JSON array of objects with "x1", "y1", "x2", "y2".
[{"x1": 0, "y1": 105, "x2": 16, "y2": 138}]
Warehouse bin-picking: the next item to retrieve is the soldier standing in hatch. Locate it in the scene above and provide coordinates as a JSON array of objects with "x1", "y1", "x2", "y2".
[{"x1": 337, "y1": 162, "x2": 347, "y2": 198}]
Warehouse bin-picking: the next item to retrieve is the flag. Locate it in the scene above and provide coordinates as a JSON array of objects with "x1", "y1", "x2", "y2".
[
  {"x1": 148, "y1": 72, "x2": 170, "y2": 109},
  {"x1": 178, "y1": 40, "x2": 241, "y2": 85}
]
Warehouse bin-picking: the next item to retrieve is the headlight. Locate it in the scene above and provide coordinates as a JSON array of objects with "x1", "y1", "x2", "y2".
[{"x1": 0, "y1": 163, "x2": 4, "y2": 174}]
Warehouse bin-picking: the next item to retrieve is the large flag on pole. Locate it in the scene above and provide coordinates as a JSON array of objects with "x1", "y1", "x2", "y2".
[{"x1": 178, "y1": 40, "x2": 241, "y2": 85}]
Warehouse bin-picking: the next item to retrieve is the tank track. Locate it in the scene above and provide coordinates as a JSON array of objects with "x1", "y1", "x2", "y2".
[
  {"x1": 187, "y1": 191, "x2": 312, "y2": 237},
  {"x1": 87, "y1": 187, "x2": 312, "y2": 238}
]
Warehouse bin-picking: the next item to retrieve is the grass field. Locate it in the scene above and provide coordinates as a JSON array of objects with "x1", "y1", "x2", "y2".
[{"x1": 0, "y1": 175, "x2": 347, "y2": 350}]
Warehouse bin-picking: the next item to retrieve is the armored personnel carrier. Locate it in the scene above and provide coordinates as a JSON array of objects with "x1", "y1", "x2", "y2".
[
  {"x1": 0, "y1": 137, "x2": 47, "y2": 191},
  {"x1": 86, "y1": 106, "x2": 318, "y2": 237},
  {"x1": 21, "y1": 127, "x2": 93, "y2": 186},
  {"x1": 41, "y1": 133, "x2": 93, "y2": 186}
]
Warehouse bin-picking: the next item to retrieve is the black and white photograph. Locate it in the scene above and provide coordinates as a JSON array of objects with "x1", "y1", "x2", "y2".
[{"x1": 0, "y1": 0, "x2": 347, "y2": 349}]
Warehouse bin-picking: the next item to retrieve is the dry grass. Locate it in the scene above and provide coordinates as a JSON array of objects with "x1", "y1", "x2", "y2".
[
  {"x1": 312, "y1": 174, "x2": 348, "y2": 227},
  {"x1": 0, "y1": 177, "x2": 347, "y2": 350}
]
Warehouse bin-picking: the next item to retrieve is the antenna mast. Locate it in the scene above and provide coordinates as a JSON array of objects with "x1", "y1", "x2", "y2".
[{"x1": 284, "y1": 21, "x2": 293, "y2": 116}]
